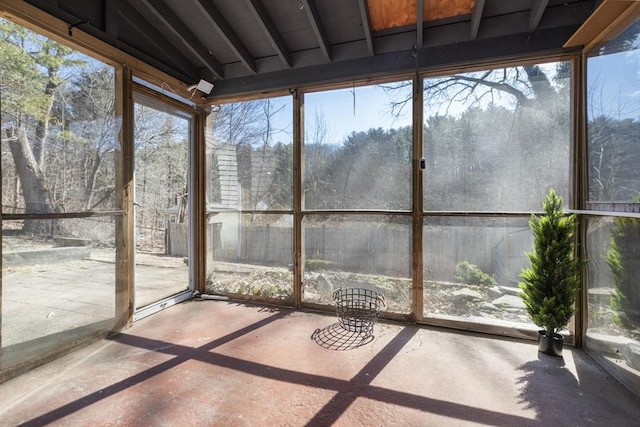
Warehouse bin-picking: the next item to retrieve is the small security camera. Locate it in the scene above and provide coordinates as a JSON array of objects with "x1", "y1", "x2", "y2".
[{"x1": 188, "y1": 79, "x2": 214, "y2": 95}]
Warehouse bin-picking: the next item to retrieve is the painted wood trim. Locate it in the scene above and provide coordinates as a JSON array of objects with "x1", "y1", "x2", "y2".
[{"x1": 564, "y1": 0, "x2": 638, "y2": 49}]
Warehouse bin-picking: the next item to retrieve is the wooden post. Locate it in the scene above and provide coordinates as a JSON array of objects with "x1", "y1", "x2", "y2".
[
  {"x1": 412, "y1": 73, "x2": 424, "y2": 322},
  {"x1": 114, "y1": 65, "x2": 134, "y2": 330},
  {"x1": 573, "y1": 51, "x2": 587, "y2": 347},
  {"x1": 293, "y1": 89, "x2": 304, "y2": 308},
  {"x1": 194, "y1": 108, "x2": 208, "y2": 293}
]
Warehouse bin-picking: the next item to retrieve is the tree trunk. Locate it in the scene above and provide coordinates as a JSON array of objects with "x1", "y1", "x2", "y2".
[
  {"x1": 32, "y1": 78, "x2": 57, "y2": 167},
  {"x1": 236, "y1": 144, "x2": 253, "y2": 209},
  {"x1": 84, "y1": 151, "x2": 103, "y2": 210},
  {"x1": 6, "y1": 127, "x2": 56, "y2": 234}
]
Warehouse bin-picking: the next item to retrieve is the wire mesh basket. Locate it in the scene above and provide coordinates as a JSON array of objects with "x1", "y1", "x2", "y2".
[{"x1": 333, "y1": 288, "x2": 385, "y2": 336}]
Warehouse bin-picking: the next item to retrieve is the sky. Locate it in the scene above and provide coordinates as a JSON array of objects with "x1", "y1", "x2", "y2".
[
  {"x1": 219, "y1": 40, "x2": 640, "y2": 148},
  {"x1": 587, "y1": 49, "x2": 640, "y2": 120},
  {"x1": 267, "y1": 83, "x2": 413, "y2": 146},
  {"x1": 280, "y1": 51, "x2": 640, "y2": 146},
  {"x1": 305, "y1": 83, "x2": 413, "y2": 143}
]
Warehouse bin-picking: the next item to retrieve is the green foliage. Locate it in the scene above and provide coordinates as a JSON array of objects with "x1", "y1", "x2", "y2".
[
  {"x1": 606, "y1": 212, "x2": 640, "y2": 330},
  {"x1": 519, "y1": 189, "x2": 582, "y2": 334},
  {"x1": 1, "y1": 19, "x2": 80, "y2": 122},
  {"x1": 2, "y1": 18, "x2": 118, "y2": 217},
  {"x1": 455, "y1": 261, "x2": 497, "y2": 287}
]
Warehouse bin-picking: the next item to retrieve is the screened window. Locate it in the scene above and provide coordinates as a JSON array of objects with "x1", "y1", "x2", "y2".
[
  {"x1": 585, "y1": 16, "x2": 640, "y2": 398},
  {"x1": 586, "y1": 20, "x2": 640, "y2": 210},
  {"x1": 304, "y1": 83, "x2": 412, "y2": 211},
  {"x1": 205, "y1": 97, "x2": 293, "y2": 302},
  {"x1": 1, "y1": 18, "x2": 117, "y2": 215},
  {"x1": 1, "y1": 19, "x2": 119, "y2": 372},
  {"x1": 422, "y1": 62, "x2": 572, "y2": 212}
]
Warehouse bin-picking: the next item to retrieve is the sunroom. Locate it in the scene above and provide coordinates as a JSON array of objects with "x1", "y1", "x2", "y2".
[{"x1": 1, "y1": 0, "x2": 640, "y2": 424}]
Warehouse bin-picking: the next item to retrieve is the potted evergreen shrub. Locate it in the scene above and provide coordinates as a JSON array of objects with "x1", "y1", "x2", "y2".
[{"x1": 519, "y1": 189, "x2": 582, "y2": 356}]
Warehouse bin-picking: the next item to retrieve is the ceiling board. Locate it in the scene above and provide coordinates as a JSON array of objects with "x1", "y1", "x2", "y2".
[
  {"x1": 368, "y1": 0, "x2": 475, "y2": 31},
  {"x1": 425, "y1": 0, "x2": 475, "y2": 21},
  {"x1": 368, "y1": 0, "x2": 415, "y2": 31}
]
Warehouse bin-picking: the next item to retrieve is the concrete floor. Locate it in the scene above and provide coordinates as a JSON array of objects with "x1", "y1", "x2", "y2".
[
  {"x1": 1, "y1": 250, "x2": 188, "y2": 371},
  {"x1": 1, "y1": 300, "x2": 639, "y2": 427}
]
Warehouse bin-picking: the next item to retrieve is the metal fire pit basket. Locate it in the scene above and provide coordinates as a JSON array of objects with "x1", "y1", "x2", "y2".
[{"x1": 333, "y1": 288, "x2": 385, "y2": 336}]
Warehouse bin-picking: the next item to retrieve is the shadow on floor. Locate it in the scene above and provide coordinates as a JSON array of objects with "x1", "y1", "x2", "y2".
[{"x1": 5, "y1": 301, "x2": 639, "y2": 426}]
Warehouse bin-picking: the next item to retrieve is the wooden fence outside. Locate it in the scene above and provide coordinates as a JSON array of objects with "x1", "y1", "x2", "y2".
[{"x1": 170, "y1": 222, "x2": 533, "y2": 286}]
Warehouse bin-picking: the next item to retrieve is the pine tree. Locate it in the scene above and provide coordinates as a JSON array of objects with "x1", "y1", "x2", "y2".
[{"x1": 519, "y1": 189, "x2": 582, "y2": 336}]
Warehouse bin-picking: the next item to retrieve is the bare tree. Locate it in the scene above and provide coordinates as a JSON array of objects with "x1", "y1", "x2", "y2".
[
  {"x1": 304, "y1": 110, "x2": 336, "y2": 208},
  {"x1": 381, "y1": 64, "x2": 567, "y2": 118}
]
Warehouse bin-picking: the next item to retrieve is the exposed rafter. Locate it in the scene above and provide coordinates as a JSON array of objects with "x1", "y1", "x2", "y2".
[
  {"x1": 105, "y1": 0, "x2": 119, "y2": 37},
  {"x1": 212, "y1": 24, "x2": 580, "y2": 99},
  {"x1": 301, "y1": 0, "x2": 331, "y2": 62},
  {"x1": 470, "y1": 0, "x2": 485, "y2": 40},
  {"x1": 135, "y1": 0, "x2": 224, "y2": 79},
  {"x1": 529, "y1": 0, "x2": 549, "y2": 31},
  {"x1": 193, "y1": 0, "x2": 257, "y2": 74},
  {"x1": 244, "y1": 0, "x2": 292, "y2": 68},
  {"x1": 357, "y1": 0, "x2": 374, "y2": 55},
  {"x1": 117, "y1": 1, "x2": 198, "y2": 79},
  {"x1": 19, "y1": 0, "x2": 597, "y2": 90},
  {"x1": 416, "y1": 0, "x2": 423, "y2": 49}
]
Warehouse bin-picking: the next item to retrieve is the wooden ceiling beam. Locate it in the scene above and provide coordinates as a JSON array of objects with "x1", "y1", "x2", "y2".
[
  {"x1": 301, "y1": 0, "x2": 331, "y2": 62},
  {"x1": 528, "y1": 0, "x2": 549, "y2": 31},
  {"x1": 357, "y1": 0, "x2": 374, "y2": 55},
  {"x1": 470, "y1": 0, "x2": 485, "y2": 40},
  {"x1": 193, "y1": 0, "x2": 257, "y2": 74},
  {"x1": 211, "y1": 25, "x2": 579, "y2": 99},
  {"x1": 136, "y1": 0, "x2": 224, "y2": 79},
  {"x1": 417, "y1": 0, "x2": 423, "y2": 49},
  {"x1": 244, "y1": 0, "x2": 292, "y2": 68},
  {"x1": 116, "y1": 0, "x2": 198, "y2": 78}
]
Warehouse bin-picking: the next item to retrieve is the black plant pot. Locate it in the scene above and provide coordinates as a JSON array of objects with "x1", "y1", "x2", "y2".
[{"x1": 537, "y1": 330, "x2": 564, "y2": 356}]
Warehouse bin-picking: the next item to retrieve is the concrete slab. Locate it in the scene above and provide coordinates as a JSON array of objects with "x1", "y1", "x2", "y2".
[{"x1": 0, "y1": 300, "x2": 638, "y2": 426}]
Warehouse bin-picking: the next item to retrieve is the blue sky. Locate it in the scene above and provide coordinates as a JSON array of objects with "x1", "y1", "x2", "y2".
[
  {"x1": 266, "y1": 51, "x2": 640, "y2": 147},
  {"x1": 267, "y1": 84, "x2": 413, "y2": 146},
  {"x1": 587, "y1": 48, "x2": 640, "y2": 120},
  {"x1": 305, "y1": 83, "x2": 413, "y2": 143}
]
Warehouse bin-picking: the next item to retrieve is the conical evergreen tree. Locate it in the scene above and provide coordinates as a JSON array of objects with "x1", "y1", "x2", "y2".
[{"x1": 519, "y1": 189, "x2": 582, "y2": 336}]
